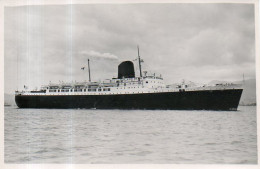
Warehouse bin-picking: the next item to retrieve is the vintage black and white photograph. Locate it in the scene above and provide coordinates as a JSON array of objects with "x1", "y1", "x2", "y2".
[{"x1": 3, "y1": 0, "x2": 258, "y2": 165}]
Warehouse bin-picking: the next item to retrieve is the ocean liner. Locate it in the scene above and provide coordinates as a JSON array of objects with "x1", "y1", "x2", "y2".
[{"x1": 15, "y1": 48, "x2": 243, "y2": 110}]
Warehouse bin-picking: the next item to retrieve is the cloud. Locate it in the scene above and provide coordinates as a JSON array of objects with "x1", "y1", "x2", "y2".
[
  {"x1": 4, "y1": 3, "x2": 256, "y2": 93},
  {"x1": 78, "y1": 50, "x2": 119, "y2": 60}
]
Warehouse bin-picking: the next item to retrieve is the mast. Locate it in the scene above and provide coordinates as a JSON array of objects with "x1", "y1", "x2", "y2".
[
  {"x1": 137, "y1": 45, "x2": 142, "y2": 77},
  {"x1": 88, "y1": 59, "x2": 91, "y2": 82}
]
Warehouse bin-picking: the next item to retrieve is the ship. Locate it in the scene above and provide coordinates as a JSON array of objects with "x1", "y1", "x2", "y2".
[{"x1": 15, "y1": 48, "x2": 243, "y2": 110}]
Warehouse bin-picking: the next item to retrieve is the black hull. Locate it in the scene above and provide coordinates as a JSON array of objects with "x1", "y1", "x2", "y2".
[{"x1": 15, "y1": 89, "x2": 243, "y2": 111}]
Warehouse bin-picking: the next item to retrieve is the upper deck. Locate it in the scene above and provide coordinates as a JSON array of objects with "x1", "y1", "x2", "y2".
[{"x1": 15, "y1": 75, "x2": 242, "y2": 96}]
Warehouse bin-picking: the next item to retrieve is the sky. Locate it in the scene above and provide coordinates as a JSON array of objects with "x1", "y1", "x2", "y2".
[{"x1": 4, "y1": 3, "x2": 255, "y2": 93}]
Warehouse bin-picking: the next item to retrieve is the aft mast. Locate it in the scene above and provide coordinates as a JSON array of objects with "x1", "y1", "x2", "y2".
[
  {"x1": 88, "y1": 59, "x2": 91, "y2": 82},
  {"x1": 137, "y1": 46, "x2": 142, "y2": 77}
]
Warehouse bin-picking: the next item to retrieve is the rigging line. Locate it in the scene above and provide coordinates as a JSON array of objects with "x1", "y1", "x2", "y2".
[
  {"x1": 17, "y1": 38, "x2": 18, "y2": 91},
  {"x1": 16, "y1": 7, "x2": 18, "y2": 91}
]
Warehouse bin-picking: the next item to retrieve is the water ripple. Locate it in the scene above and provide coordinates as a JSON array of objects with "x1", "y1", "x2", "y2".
[{"x1": 4, "y1": 106, "x2": 257, "y2": 164}]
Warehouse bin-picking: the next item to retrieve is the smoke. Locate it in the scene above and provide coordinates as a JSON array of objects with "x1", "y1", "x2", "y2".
[{"x1": 79, "y1": 50, "x2": 119, "y2": 60}]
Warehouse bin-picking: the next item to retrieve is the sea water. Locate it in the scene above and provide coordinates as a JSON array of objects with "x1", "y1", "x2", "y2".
[{"x1": 4, "y1": 106, "x2": 257, "y2": 164}]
